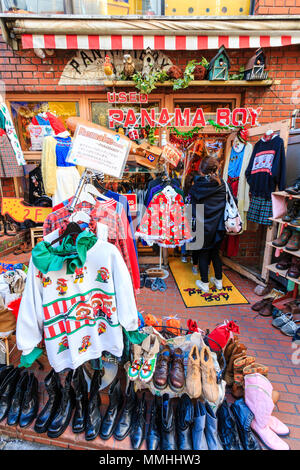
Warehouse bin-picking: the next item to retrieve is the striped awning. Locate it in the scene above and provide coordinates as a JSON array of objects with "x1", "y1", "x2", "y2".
[{"x1": 21, "y1": 33, "x2": 300, "y2": 50}]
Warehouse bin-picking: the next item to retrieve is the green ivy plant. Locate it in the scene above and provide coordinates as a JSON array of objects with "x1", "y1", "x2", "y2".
[
  {"x1": 229, "y1": 66, "x2": 245, "y2": 80},
  {"x1": 132, "y1": 69, "x2": 169, "y2": 94},
  {"x1": 172, "y1": 58, "x2": 209, "y2": 90}
]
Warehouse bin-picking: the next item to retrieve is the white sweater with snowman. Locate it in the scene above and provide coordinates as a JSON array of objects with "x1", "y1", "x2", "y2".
[{"x1": 16, "y1": 238, "x2": 138, "y2": 372}]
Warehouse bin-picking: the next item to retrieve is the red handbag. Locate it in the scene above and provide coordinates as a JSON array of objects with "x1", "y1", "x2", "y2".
[{"x1": 207, "y1": 320, "x2": 240, "y2": 352}]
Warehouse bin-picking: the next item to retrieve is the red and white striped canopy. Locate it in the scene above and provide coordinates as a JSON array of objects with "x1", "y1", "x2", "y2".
[{"x1": 21, "y1": 33, "x2": 300, "y2": 50}]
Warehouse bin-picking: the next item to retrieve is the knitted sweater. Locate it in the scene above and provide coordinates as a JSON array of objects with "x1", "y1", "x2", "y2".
[{"x1": 16, "y1": 239, "x2": 138, "y2": 372}]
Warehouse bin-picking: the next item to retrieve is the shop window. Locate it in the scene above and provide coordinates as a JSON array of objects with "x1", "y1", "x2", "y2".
[
  {"x1": 1, "y1": 0, "x2": 251, "y2": 16},
  {"x1": 10, "y1": 101, "x2": 79, "y2": 152}
]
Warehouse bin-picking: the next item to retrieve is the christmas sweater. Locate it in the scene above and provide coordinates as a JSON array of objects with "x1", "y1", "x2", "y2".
[{"x1": 16, "y1": 239, "x2": 138, "y2": 372}]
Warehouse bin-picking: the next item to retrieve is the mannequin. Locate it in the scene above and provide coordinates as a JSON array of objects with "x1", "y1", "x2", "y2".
[{"x1": 40, "y1": 113, "x2": 84, "y2": 207}]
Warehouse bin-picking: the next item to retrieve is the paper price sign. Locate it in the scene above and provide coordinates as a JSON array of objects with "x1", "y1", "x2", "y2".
[{"x1": 67, "y1": 124, "x2": 130, "y2": 179}]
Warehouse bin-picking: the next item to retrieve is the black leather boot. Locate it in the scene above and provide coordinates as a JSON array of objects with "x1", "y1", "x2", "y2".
[
  {"x1": 146, "y1": 395, "x2": 161, "y2": 451},
  {"x1": 47, "y1": 370, "x2": 75, "y2": 439},
  {"x1": 130, "y1": 392, "x2": 147, "y2": 450},
  {"x1": 160, "y1": 393, "x2": 176, "y2": 450},
  {"x1": 0, "y1": 368, "x2": 21, "y2": 422},
  {"x1": 72, "y1": 366, "x2": 88, "y2": 434},
  {"x1": 19, "y1": 372, "x2": 39, "y2": 428},
  {"x1": 34, "y1": 369, "x2": 62, "y2": 434},
  {"x1": 85, "y1": 369, "x2": 102, "y2": 441},
  {"x1": 114, "y1": 380, "x2": 137, "y2": 441},
  {"x1": 99, "y1": 377, "x2": 123, "y2": 440},
  {"x1": 7, "y1": 371, "x2": 29, "y2": 426},
  {"x1": 176, "y1": 393, "x2": 194, "y2": 450},
  {"x1": 230, "y1": 398, "x2": 262, "y2": 450},
  {"x1": 0, "y1": 365, "x2": 13, "y2": 386},
  {"x1": 217, "y1": 399, "x2": 243, "y2": 450}
]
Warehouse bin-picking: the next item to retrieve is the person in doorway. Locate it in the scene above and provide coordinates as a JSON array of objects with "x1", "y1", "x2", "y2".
[{"x1": 188, "y1": 156, "x2": 226, "y2": 293}]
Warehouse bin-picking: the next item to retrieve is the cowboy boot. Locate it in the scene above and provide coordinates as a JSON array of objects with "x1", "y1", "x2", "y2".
[
  {"x1": 224, "y1": 335, "x2": 239, "y2": 364},
  {"x1": 19, "y1": 372, "x2": 39, "y2": 428},
  {"x1": 146, "y1": 395, "x2": 161, "y2": 451},
  {"x1": 244, "y1": 373, "x2": 289, "y2": 450},
  {"x1": 160, "y1": 393, "x2": 176, "y2": 450},
  {"x1": 34, "y1": 369, "x2": 62, "y2": 434},
  {"x1": 72, "y1": 366, "x2": 88, "y2": 433},
  {"x1": 7, "y1": 371, "x2": 29, "y2": 426},
  {"x1": 224, "y1": 342, "x2": 247, "y2": 386},
  {"x1": 186, "y1": 345, "x2": 202, "y2": 399},
  {"x1": 168, "y1": 348, "x2": 185, "y2": 393},
  {"x1": 216, "y1": 399, "x2": 243, "y2": 450},
  {"x1": 192, "y1": 400, "x2": 208, "y2": 450},
  {"x1": 230, "y1": 398, "x2": 262, "y2": 450},
  {"x1": 153, "y1": 345, "x2": 171, "y2": 390},
  {"x1": 200, "y1": 346, "x2": 219, "y2": 404},
  {"x1": 0, "y1": 368, "x2": 21, "y2": 422},
  {"x1": 85, "y1": 369, "x2": 102, "y2": 441},
  {"x1": 114, "y1": 380, "x2": 137, "y2": 441},
  {"x1": 130, "y1": 392, "x2": 147, "y2": 450},
  {"x1": 176, "y1": 393, "x2": 194, "y2": 450},
  {"x1": 231, "y1": 356, "x2": 256, "y2": 399},
  {"x1": 47, "y1": 370, "x2": 75, "y2": 439},
  {"x1": 99, "y1": 377, "x2": 124, "y2": 440}
]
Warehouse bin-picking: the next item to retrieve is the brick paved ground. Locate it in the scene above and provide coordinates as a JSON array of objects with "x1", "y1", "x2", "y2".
[{"x1": 0, "y1": 261, "x2": 299, "y2": 450}]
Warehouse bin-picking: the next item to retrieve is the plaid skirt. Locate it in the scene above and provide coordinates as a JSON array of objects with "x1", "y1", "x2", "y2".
[
  {"x1": 247, "y1": 195, "x2": 273, "y2": 226},
  {"x1": 0, "y1": 134, "x2": 24, "y2": 178}
]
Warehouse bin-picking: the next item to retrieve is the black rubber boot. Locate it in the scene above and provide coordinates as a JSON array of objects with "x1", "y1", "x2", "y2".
[
  {"x1": 34, "y1": 369, "x2": 62, "y2": 434},
  {"x1": 99, "y1": 377, "x2": 123, "y2": 440},
  {"x1": 47, "y1": 370, "x2": 75, "y2": 439},
  {"x1": 146, "y1": 395, "x2": 161, "y2": 450},
  {"x1": 114, "y1": 380, "x2": 137, "y2": 441},
  {"x1": 85, "y1": 369, "x2": 102, "y2": 441},
  {"x1": 72, "y1": 366, "x2": 88, "y2": 434},
  {"x1": 130, "y1": 392, "x2": 147, "y2": 450}
]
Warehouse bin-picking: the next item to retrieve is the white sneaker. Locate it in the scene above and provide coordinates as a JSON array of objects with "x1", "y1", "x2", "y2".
[
  {"x1": 196, "y1": 280, "x2": 210, "y2": 293},
  {"x1": 192, "y1": 266, "x2": 198, "y2": 275},
  {"x1": 210, "y1": 277, "x2": 223, "y2": 290}
]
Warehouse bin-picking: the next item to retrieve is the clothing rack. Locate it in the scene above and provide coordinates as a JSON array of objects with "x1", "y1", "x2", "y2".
[{"x1": 68, "y1": 168, "x2": 105, "y2": 213}]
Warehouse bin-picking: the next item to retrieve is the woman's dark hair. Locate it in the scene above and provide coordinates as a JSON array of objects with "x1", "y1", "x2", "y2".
[{"x1": 199, "y1": 156, "x2": 221, "y2": 185}]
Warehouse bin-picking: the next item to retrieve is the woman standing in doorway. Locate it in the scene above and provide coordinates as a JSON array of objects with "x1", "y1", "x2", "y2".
[{"x1": 189, "y1": 156, "x2": 226, "y2": 293}]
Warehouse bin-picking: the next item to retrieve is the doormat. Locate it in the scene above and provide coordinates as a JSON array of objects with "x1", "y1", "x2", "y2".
[{"x1": 169, "y1": 258, "x2": 249, "y2": 308}]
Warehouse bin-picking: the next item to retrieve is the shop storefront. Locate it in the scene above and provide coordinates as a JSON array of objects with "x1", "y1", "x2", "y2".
[{"x1": 0, "y1": 3, "x2": 299, "y2": 453}]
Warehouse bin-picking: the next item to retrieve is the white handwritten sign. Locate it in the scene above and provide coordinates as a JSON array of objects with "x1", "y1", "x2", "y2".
[{"x1": 67, "y1": 124, "x2": 130, "y2": 178}]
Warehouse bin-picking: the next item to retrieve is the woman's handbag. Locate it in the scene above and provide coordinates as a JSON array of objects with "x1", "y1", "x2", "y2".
[{"x1": 224, "y1": 181, "x2": 243, "y2": 234}]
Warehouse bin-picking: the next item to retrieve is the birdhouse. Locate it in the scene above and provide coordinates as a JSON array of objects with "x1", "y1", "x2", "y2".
[
  {"x1": 244, "y1": 48, "x2": 267, "y2": 81},
  {"x1": 208, "y1": 46, "x2": 231, "y2": 81},
  {"x1": 142, "y1": 48, "x2": 155, "y2": 77}
]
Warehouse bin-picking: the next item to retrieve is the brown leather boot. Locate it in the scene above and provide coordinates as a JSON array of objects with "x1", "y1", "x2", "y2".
[
  {"x1": 224, "y1": 336, "x2": 239, "y2": 364},
  {"x1": 153, "y1": 345, "x2": 171, "y2": 390},
  {"x1": 186, "y1": 345, "x2": 201, "y2": 399},
  {"x1": 231, "y1": 356, "x2": 256, "y2": 399},
  {"x1": 224, "y1": 343, "x2": 247, "y2": 386},
  {"x1": 168, "y1": 348, "x2": 185, "y2": 393},
  {"x1": 200, "y1": 346, "x2": 219, "y2": 404}
]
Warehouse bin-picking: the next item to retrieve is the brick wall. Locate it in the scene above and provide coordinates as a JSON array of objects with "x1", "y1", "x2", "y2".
[
  {"x1": 255, "y1": 0, "x2": 300, "y2": 15},
  {"x1": 0, "y1": 35, "x2": 299, "y2": 269}
]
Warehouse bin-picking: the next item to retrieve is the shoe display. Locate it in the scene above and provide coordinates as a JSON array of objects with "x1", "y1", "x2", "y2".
[
  {"x1": 85, "y1": 369, "x2": 102, "y2": 441},
  {"x1": 7, "y1": 371, "x2": 29, "y2": 426},
  {"x1": 139, "y1": 334, "x2": 160, "y2": 383},
  {"x1": 216, "y1": 399, "x2": 243, "y2": 450},
  {"x1": 153, "y1": 345, "x2": 171, "y2": 390},
  {"x1": 130, "y1": 392, "x2": 147, "y2": 450},
  {"x1": 146, "y1": 396, "x2": 161, "y2": 451},
  {"x1": 72, "y1": 366, "x2": 88, "y2": 434},
  {"x1": 19, "y1": 372, "x2": 39, "y2": 428},
  {"x1": 200, "y1": 346, "x2": 219, "y2": 404},
  {"x1": 47, "y1": 371, "x2": 75, "y2": 439},
  {"x1": 176, "y1": 393, "x2": 194, "y2": 450},
  {"x1": 186, "y1": 345, "x2": 202, "y2": 399},
  {"x1": 160, "y1": 393, "x2": 176, "y2": 450},
  {"x1": 99, "y1": 377, "x2": 124, "y2": 440},
  {"x1": 114, "y1": 380, "x2": 137, "y2": 441},
  {"x1": 34, "y1": 369, "x2": 62, "y2": 434},
  {"x1": 168, "y1": 348, "x2": 185, "y2": 393},
  {"x1": 272, "y1": 227, "x2": 293, "y2": 247},
  {"x1": 192, "y1": 400, "x2": 208, "y2": 450}
]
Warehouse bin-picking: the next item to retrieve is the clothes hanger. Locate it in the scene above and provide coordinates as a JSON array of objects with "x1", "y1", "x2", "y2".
[
  {"x1": 77, "y1": 191, "x2": 96, "y2": 205},
  {"x1": 83, "y1": 182, "x2": 110, "y2": 201},
  {"x1": 69, "y1": 210, "x2": 90, "y2": 224},
  {"x1": 50, "y1": 222, "x2": 83, "y2": 246}
]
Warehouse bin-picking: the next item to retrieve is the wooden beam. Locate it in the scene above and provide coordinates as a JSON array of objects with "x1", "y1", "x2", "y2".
[
  {"x1": 221, "y1": 255, "x2": 267, "y2": 287},
  {"x1": 102, "y1": 79, "x2": 278, "y2": 88}
]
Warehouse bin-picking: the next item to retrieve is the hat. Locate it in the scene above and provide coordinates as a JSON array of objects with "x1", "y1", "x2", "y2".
[{"x1": 46, "y1": 112, "x2": 67, "y2": 135}]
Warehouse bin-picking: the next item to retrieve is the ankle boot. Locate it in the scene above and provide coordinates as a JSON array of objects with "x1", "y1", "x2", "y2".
[
  {"x1": 0, "y1": 368, "x2": 21, "y2": 422},
  {"x1": 85, "y1": 369, "x2": 102, "y2": 441},
  {"x1": 200, "y1": 346, "x2": 219, "y2": 404},
  {"x1": 72, "y1": 366, "x2": 88, "y2": 433},
  {"x1": 230, "y1": 398, "x2": 262, "y2": 450},
  {"x1": 244, "y1": 373, "x2": 289, "y2": 450},
  {"x1": 186, "y1": 345, "x2": 201, "y2": 399},
  {"x1": 7, "y1": 371, "x2": 29, "y2": 426},
  {"x1": 160, "y1": 393, "x2": 176, "y2": 450},
  {"x1": 99, "y1": 377, "x2": 123, "y2": 440},
  {"x1": 47, "y1": 370, "x2": 75, "y2": 439},
  {"x1": 153, "y1": 345, "x2": 171, "y2": 390},
  {"x1": 130, "y1": 392, "x2": 147, "y2": 450},
  {"x1": 204, "y1": 402, "x2": 223, "y2": 450},
  {"x1": 34, "y1": 369, "x2": 62, "y2": 434},
  {"x1": 114, "y1": 380, "x2": 137, "y2": 441},
  {"x1": 146, "y1": 396, "x2": 161, "y2": 451},
  {"x1": 176, "y1": 393, "x2": 194, "y2": 450},
  {"x1": 192, "y1": 400, "x2": 208, "y2": 450},
  {"x1": 216, "y1": 399, "x2": 243, "y2": 450},
  {"x1": 19, "y1": 372, "x2": 39, "y2": 428},
  {"x1": 168, "y1": 348, "x2": 185, "y2": 393}
]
